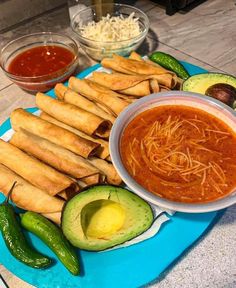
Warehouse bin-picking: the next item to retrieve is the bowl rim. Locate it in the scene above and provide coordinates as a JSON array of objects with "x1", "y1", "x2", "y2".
[
  {"x1": 0, "y1": 32, "x2": 79, "y2": 81},
  {"x1": 71, "y1": 3, "x2": 150, "y2": 44},
  {"x1": 109, "y1": 91, "x2": 236, "y2": 213}
]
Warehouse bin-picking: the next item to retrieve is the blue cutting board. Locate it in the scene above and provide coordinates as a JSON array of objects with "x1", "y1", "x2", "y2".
[{"x1": 0, "y1": 61, "x2": 224, "y2": 288}]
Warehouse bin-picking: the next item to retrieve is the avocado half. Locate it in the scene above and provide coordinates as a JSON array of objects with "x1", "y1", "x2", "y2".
[
  {"x1": 182, "y1": 73, "x2": 236, "y2": 94},
  {"x1": 61, "y1": 185, "x2": 154, "y2": 251}
]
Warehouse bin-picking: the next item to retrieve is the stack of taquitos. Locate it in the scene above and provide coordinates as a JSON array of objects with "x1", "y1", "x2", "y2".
[
  {"x1": 9, "y1": 108, "x2": 121, "y2": 187},
  {"x1": 66, "y1": 52, "x2": 179, "y2": 102},
  {"x1": 89, "y1": 52, "x2": 179, "y2": 96},
  {"x1": 36, "y1": 93, "x2": 112, "y2": 139},
  {"x1": 40, "y1": 112, "x2": 110, "y2": 161},
  {"x1": 11, "y1": 108, "x2": 100, "y2": 158},
  {"x1": 0, "y1": 99, "x2": 122, "y2": 223}
]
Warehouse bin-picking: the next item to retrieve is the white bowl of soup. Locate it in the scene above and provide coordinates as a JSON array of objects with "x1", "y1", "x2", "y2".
[{"x1": 110, "y1": 91, "x2": 236, "y2": 213}]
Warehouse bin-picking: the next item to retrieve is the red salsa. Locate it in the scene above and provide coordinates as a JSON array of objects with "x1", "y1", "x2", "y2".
[{"x1": 8, "y1": 45, "x2": 75, "y2": 77}]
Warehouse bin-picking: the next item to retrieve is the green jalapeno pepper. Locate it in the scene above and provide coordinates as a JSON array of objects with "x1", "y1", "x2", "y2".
[
  {"x1": 21, "y1": 211, "x2": 80, "y2": 275},
  {"x1": 0, "y1": 182, "x2": 52, "y2": 269}
]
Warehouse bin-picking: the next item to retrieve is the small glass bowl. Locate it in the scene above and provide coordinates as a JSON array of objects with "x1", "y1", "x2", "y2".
[
  {"x1": 0, "y1": 32, "x2": 79, "y2": 92},
  {"x1": 71, "y1": 3, "x2": 149, "y2": 61},
  {"x1": 110, "y1": 91, "x2": 236, "y2": 213}
]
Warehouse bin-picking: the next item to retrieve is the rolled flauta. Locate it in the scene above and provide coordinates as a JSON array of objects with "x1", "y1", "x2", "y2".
[
  {"x1": 119, "y1": 80, "x2": 151, "y2": 96},
  {"x1": 68, "y1": 77, "x2": 129, "y2": 116},
  {"x1": 101, "y1": 54, "x2": 170, "y2": 75},
  {"x1": 36, "y1": 92, "x2": 111, "y2": 138},
  {"x1": 40, "y1": 112, "x2": 110, "y2": 159},
  {"x1": 11, "y1": 108, "x2": 100, "y2": 158},
  {"x1": 55, "y1": 83, "x2": 115, "y2": 123},
  {"x1": 10, "y1": 129, "x2": 100, "y2": 180},
  {"x1": 42, "y1": 212, "x2": 61, "y2": 225},
  {"x1": 92, "y1": 72, "x2": 147, "y2": 90},
  {"x1": 150, "y1": 79, "x2": 160, "y2": 93},
  {"x1": 102, "y1": 56, "x2": 176, "y2": 88},
  {"x1": 92, "y1": 72, "x2": 151, "y2": 96},
  {"x1": 92, "y1": 70, "x2": 172, "y2": 93},
  {"x1": 0, "y1": 164, "x2": 64, "y2": 213},
  {"x1": 149, "y1": 74, "x2": 175, "y2": 88},
  {"x1": 81, "y1": 174, "x2": 101, "y2": 185},
  {"x1": 0, "y1": 139, "x2": 76, "y2": 196},
  {"x1": 88, "y1": 157, "x2": 122, "y2": 185},
  {"x1": 129, "y1": 51, "x2": 143, "y2": 61}
]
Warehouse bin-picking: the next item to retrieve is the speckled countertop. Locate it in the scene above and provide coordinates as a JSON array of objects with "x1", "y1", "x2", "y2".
[{"x1": 0, "y1": 1, "x2": 236, "y2": 287}]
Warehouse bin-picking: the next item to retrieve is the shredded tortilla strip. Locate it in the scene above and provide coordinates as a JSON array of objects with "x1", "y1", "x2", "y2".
[
  {"x1": 206, "y1": 129, "x2": 230, "y2": 135},
  {"x1": 128, "y1": 137, "x2": 141, "y2": 176}
]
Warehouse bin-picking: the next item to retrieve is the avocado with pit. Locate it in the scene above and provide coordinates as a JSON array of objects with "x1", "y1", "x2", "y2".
[
  {"x1": 61, "y1": 185, "x2": 154, "y2": 251},
  {"x1": 182, "y1": 73, "x2": 236, "y2": 95}
]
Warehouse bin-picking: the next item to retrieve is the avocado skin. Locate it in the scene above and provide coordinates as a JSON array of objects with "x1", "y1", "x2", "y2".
[
  {"x1": 61, "y1": 185, "x2": 154, "y2": 251},
  {"x1": 182, "y1": 73, "x2": 236, "y2": 96}
]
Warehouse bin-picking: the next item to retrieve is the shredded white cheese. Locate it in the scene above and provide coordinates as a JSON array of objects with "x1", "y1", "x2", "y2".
[{"x1": 79, "y1": 13, "x2": 141, "y2": 42}]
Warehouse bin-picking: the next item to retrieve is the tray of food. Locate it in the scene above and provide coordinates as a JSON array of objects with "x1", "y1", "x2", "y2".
[{"x1": 0, "y1": 49, "x2": 235, "y2": 288}]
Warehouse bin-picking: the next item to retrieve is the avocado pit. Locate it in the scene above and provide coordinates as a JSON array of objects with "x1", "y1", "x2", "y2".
[{"x1": 205, "y1": 83, "x2": 236, "y2": 107}]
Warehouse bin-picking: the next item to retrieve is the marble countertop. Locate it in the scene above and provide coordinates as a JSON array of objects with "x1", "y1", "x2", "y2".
[{"x1": 0, "y1": 1, "x2": 236, "y2": 287}]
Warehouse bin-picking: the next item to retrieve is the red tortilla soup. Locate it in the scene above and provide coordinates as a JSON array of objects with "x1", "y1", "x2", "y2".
[{"x1": 120, "y1": 105, "x2": 236, "y2": 203}]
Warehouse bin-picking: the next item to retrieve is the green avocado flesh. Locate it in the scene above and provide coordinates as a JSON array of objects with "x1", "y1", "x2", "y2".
[
  {"x1": 62, "y1": 185, "x2": 154, "y2": 251},
  {"x1": 182, "y1": 73, "x2": 236, "y2": 94}
]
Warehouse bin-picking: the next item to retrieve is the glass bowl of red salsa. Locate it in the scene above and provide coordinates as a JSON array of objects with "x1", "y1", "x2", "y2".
[{"x1": 0, "y1": 32, "x2": 79, "y2": 92}]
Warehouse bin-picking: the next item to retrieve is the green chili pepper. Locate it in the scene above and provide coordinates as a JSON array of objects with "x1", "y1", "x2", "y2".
[
  {"x1": 0, "y1": 182, "x2": 52, "y2": 268},
  {"x1": 149, "y1": 51, "x2": 190, "y2": 80},
  {"x1": 21, "y1": 211, "x2": 80, "y2": 275}
]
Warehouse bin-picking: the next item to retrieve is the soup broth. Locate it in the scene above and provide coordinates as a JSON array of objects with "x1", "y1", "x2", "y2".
[{"x1": 120, "y1": 105, "x2": 236, "y2": 203}]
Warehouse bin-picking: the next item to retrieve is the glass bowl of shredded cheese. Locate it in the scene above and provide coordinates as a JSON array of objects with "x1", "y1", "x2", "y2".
[{"x1": 71, "y1": 3, "x2": 149, "y2": 61}]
